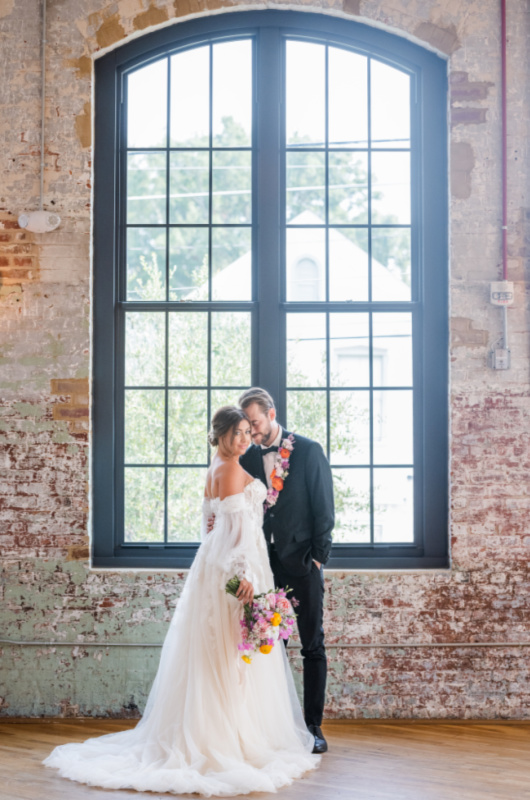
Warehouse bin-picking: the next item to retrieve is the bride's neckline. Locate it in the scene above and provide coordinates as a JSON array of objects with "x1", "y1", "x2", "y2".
[{"x1": 206, "y1": 478, "x2": 259, "y2": 504}]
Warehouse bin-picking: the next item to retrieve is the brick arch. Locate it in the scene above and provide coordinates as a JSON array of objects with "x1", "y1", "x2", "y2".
[{"x1": 84, "y1": 2, "x2": 459, "y2": 60}]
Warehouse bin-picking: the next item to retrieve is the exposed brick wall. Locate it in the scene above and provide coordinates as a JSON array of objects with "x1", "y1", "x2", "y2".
[
  {"x1": 0, "y1": 218, "x2": 40, "y2": 296},
  {"x1": 1, "y1": 0, "x2": 529, "y2": 719},
  {"x1": 50, "y1": 378, "x2": 89, "y2": 434}
]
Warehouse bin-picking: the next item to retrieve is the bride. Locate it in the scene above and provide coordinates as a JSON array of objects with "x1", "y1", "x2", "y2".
[{"x1": 43, "y1": 405, "x2": 320, "y2": 796}]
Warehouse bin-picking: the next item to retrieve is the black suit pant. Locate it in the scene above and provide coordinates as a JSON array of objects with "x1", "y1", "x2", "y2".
[{"x1": 268, "y1": 543, "x2": 327, "y2": 727}]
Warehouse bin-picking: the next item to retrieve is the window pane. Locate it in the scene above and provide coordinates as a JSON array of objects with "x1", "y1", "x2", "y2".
[
  {"x1": 128, "y1": 59, "x2": 167, "y2": 149},
  {"x1": 329, "y1": 313, "x2": 370, "y2": 387},
  {"x1": 212, "y1": 150, "x2": 251, "y2": 224},
  {"x1": 371, "y1": 151, "x2": 410, "y2": 225},
  {"x1": 212, "y1": 40, "x2": 252, "y2": 147},
  {"x1": 286, "y1": 40, "x2": 325, "y2": 147},
  {"x1": 373, "y1": 389, "x2": 413, "y2": 465},
  {"x1": 211, "y1": 389, "x2": 246, "y2": 411},
  {"x1": 330, "y1": 391, "x2": 370, "y2": 465},
  {"x1": 286, "y1": 228, "x2": 325, "y2": 302},
  {"x1": 168, "y1": 313, "x2": 207, "y2": 386},
  {"x1": 374, "y1": 468, "x2": 414, "y2": 542},
  {"x1": 127, "y1": 153, "x2": 166, "y2": 225},
  {"x1": 168, "y1": 468, "x2": 207, "y2": 542},
  {"x1": 286, "y1": 313, "x2": 326, "y2": 388},
  {"x1": 286, "y1": 151, "x2": 325, "y2": 223},
  {"x1": 125, "y1": 390, "x2": 165, "y2": 464},
  {"x1": 169, "y1": 228, "x2": 208, "y2": 301},
  {"x1": 372, "y1": 313, "x2": 412, "y2": 386},
  {"x1": 168, "y1": 390, "x2": 207, "y2": 464},
  {"x1": 287, "y1": 390, "x2": 326, "y2": 448},
  {"x1": 328, "y1": 152, "x2": 368, "y2": 225},
  {"x1": 333, "y1": 468, "x2": 371, "y2": 543},
  {"x1": 371, "y1": 227, "x2": 411, "y2": 301},
  {"x1": 328, "y1": 48, "x2": 368, "y2": 148},
  {"x1": 125, "y1": 312, "x2": 165, "y2": 386},
  {"x1": 371, "y1": 60, "x2": 410, "y2": 149},
  {"x1": 124, "y1": 467, "x2": 164, "y2": 542},
  {"x1": 127, "y1": 227, "x2": 166, "y2": 301},
  {"x1": 170, "y1": 151, "x2": 209, "y2": 224},
  {"x1": 329, "y1": 227, "x2": 368, "y2": 302},
  {"x1": 211, "y1": 312, "x2": 251, "y2": 386},
  {"x1": 212, "y1": 227, "x2": 251, "y2": 300},
  {"x1": 170, "y1": 46, "x2": 209, "y2": 148}
]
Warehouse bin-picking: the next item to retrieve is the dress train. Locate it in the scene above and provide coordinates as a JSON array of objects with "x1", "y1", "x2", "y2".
[{"x1": 43, "y1": 480, "x2": 320, "y2": 795}]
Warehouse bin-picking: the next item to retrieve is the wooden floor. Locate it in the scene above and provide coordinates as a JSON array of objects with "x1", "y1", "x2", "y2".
[{"x1": 1, "y1": 719, "x2": 529, "y2": 800}]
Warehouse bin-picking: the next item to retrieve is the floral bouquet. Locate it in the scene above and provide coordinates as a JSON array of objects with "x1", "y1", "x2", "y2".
[{"x1": 225, "y1": 576, "x2": 299, "y2": 664}]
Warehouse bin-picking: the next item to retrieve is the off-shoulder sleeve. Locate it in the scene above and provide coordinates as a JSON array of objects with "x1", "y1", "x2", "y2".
[
  {"x1": 204, "y1": 494, "x2": 259, "y2": 588},
  {"x1": 200, "y1": 497, "x2": 212, "y2": 542}
]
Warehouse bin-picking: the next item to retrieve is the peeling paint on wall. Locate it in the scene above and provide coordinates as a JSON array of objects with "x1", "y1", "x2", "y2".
[
  {"x1": 451, "y1": 141, "x2": 475, "y2": 200},
  {"x1": 96, "y1": 12, "x2": 126, "y2": 48},
  {"x1": 75, "y1": 102, "x2": 92, "y2": 150},
  {"x1": 413, "y1": 20, "x2": 460, "y2": 54},
  {"x1": 133, "y1": 2, "x2": 170, "y2": 30},
  {"x1": 342, "y1": 0, "x2": 360, "y2": 15},
  {"x1": 0, "y1": 0, "x2": 14, "y2": 18}
]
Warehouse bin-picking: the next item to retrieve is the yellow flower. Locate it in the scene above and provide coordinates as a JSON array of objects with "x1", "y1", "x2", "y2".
[
  {"x1": 241, "y1": 655, "x2": 252, "y2": 664},
  {"x1": 271, "y1": 613, "x2": 282, "y2": 626},
  {"x1": 259, "y1": 644, "x2": 273, "y2": 654}
]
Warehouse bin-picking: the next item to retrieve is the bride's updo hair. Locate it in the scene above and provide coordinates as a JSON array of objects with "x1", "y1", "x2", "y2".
[{"x1": 208, "y1": 405, "x2": 249, "y2": 448}]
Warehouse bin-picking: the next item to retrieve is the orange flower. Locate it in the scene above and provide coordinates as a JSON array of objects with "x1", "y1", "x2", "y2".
[
  {"x1": 241, "y1": 655, "x2": 252, "y2": 664},
  {"x1": 271, "y1": 613, "x2": 282, "y2": 626},
  {"x1": 279, "y1": 448, "x2": 291, "y2": 459},
  {"x1": 259, "y1": 644, "x2": 273, "y2": 654},
  {"x1": 271, "y1": 475, "x2": 284, "y2": 491}
]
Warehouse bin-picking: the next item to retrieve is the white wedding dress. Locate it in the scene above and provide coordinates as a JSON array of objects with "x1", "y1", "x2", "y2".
[{"x1": 43, "y1": 479, "x2": 320, "y2": 795}]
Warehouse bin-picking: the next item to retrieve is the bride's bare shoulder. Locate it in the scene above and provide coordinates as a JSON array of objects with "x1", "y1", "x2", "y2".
[{"x1": 216, "y1": 461, "x2": 251, "y2": 501}]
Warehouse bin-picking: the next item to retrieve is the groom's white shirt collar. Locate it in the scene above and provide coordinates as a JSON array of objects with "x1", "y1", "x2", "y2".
[{"x1": 260, "y1": 424, "x2": 282, "y2": 450}]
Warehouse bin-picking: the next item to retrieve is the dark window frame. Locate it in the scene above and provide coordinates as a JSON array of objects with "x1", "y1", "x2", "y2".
[{"x1": 93, "y1": 10, "x2": 448, "y2": 569}]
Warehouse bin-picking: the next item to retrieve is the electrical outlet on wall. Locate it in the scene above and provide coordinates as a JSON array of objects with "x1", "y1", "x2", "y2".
[
  {"x1": 489, "y1": 348, "x2": 511, "y2": 370},
  {"x1": 490, "y1": 281, "x2": 514, "y2": 306}
]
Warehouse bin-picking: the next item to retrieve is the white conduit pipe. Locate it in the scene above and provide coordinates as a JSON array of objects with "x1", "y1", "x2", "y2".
[
  {"x1": 1, "y1": 639, "x2": 530, "y2": 649},
  {"x1": 39, "y1": 0, "x2": 46, "y2": 210}
]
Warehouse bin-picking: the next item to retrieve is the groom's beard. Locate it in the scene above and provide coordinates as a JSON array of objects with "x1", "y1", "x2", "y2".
[{"x1": 253, "y1": 422, "x2": 279, "y2": 446}]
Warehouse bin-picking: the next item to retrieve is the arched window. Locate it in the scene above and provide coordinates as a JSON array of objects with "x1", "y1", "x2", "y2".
[
  {"x1": 93, "y1": 11, "x2": 448, "y2": 569},
  {"x1": 290, "y1": 257, "x2": 323, "y2": 301}
]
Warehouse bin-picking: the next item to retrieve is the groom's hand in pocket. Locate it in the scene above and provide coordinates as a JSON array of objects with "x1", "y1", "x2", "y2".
[{"x1": 207, "y1": 514, "x2": 216, "y2": 534}]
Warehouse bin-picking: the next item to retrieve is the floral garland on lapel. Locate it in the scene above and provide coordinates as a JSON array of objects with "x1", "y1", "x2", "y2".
[{"x1": 264, "y1": 433, "x2": 295, "y2": 512}]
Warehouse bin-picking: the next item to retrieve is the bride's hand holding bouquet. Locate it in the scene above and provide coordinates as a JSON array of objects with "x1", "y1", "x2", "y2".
[{"x1": 226, "y1": 576, "x2": 299, "y2": 664}]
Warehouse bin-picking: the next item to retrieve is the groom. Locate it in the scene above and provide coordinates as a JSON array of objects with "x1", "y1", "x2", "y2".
[{"x1": 238, "y1": 387, "x2": 334, "y2": 754}]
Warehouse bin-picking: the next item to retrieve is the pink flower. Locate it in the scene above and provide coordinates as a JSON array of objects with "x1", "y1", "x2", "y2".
[{"x1": 277, "y1": 597, "x2": 290, "y2": 612}]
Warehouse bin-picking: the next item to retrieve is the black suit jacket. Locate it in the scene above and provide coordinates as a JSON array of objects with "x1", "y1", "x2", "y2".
[{"x1": 240, "y1": 428, "x2": 334, "y2": 577}]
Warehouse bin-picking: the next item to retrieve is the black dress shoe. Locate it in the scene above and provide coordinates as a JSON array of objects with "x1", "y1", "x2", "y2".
[{"x1": 308, "y1": 724, "x2": 328, "y2": 754}]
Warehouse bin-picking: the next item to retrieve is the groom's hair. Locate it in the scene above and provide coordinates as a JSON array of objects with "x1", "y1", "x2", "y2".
[{"x1": 238, "y1": 387, "x2": 275, "y2": 415}]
